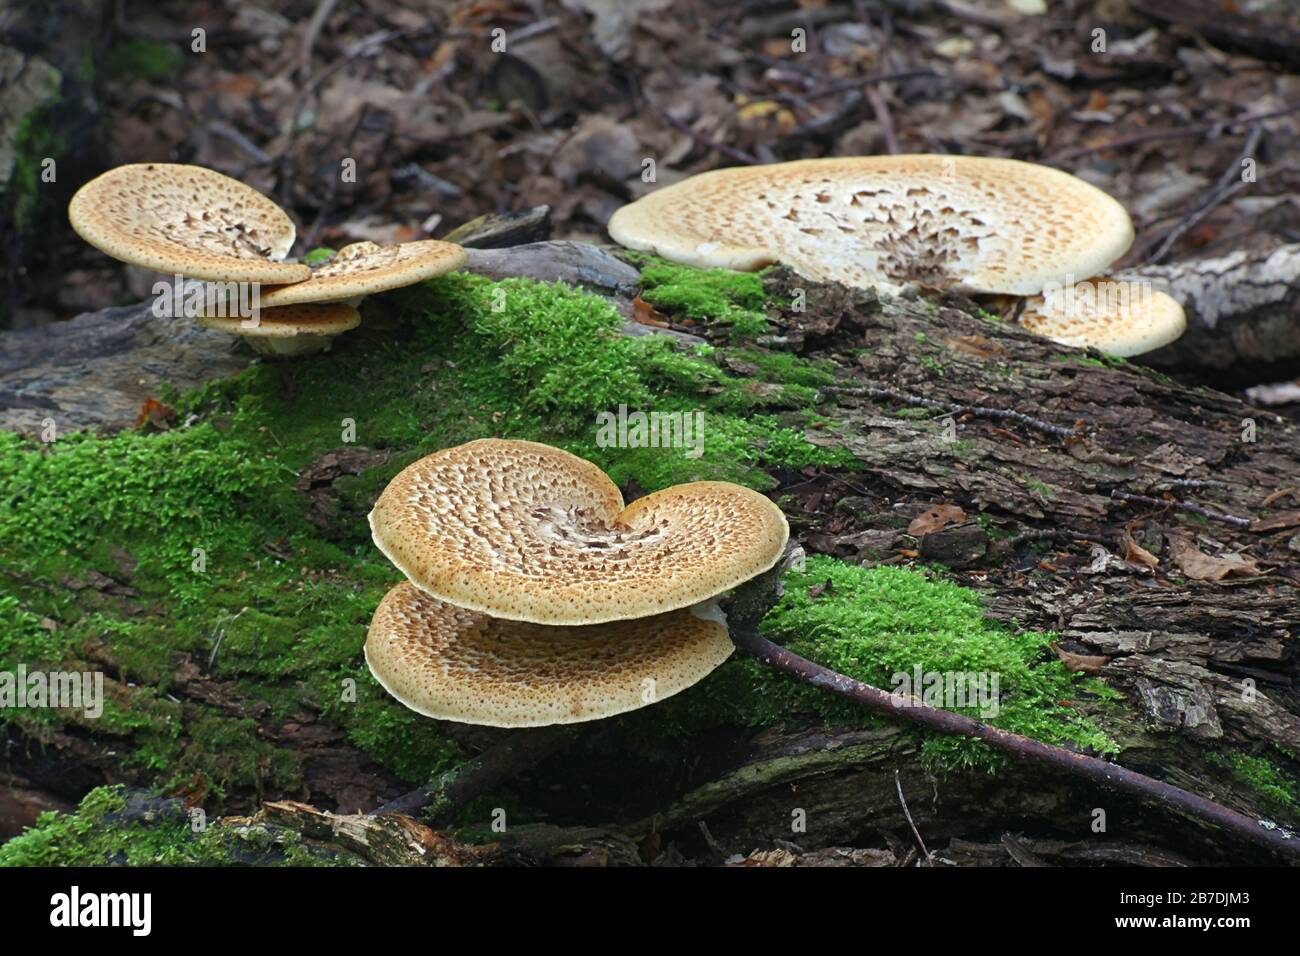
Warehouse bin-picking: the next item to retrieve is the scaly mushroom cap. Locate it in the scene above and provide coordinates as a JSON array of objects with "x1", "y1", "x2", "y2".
[
  {"x1": 608, "y1": 155, "x2": 1134, "y2": 295},
  {"x1": 1018, "y1": 278, "x2": 1186, "y2": 356},
  {"x1": 365, "y1": 582, "x2": 734, "y2": 727},
  {"x1": 196, "y1": 301, "x2": 360, "y2": 338},
  {"x1": 258, "y1": 239, "x2": 467, "y2": 307},
  {"x1": 369, "y1": 438, "x2": 790, "y2": 625},
  {"x1": 68, "y1": 163, "x2": 310, "y2": 283}
]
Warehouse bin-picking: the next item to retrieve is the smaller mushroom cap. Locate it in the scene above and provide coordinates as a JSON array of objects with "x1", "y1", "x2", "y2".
[
  {"x1": 196, "y1": 301, "x2": 360, "y2": 338},
  {"x1": 258, "y1": 240, "x2": 467, "y2": 307},
  {"x1": 369, "y1": 438, "x2": 790, "y2": 625},
  {"x1": 365, "y1": 582, "x2": 734, "y2": 727},
  {"x1": 68, "y1": 163, "x2": 310, "y2": 283},
  {"x1": 1018, "y1": 278, "x2": 1186, "y2": 356}
]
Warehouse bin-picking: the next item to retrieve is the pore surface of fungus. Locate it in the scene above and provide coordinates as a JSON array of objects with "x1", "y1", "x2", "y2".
[
  {"x1": 369, "y1": 438, "x2": 790, "y2": 625},
  {"x1": 197, "y1": 302, "x2": 361, "y2": 358},
  {"x1": 365, "y1": 582, "x2": 734, "y2": 727},
  {"x1": 1018, "y1": 278, "x2": 1187, "y2": 356},
  {"x1": 68, "y1": 163, "x2": 310, "y2": 283},
  {"x1": 258, "y1": 239, "x2": 467, "y2": 307},
  {"x1": 608, "y1": 155, "x2": 1134, "y2": 295}
]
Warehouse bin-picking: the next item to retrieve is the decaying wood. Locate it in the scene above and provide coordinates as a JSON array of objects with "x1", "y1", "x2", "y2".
[
  {"x1": 3, "y1": 239, "x2": 1299, "y2": 864},
  {"x1": 1126, "y1": 242, "x2": 1300, "y2": 371}
]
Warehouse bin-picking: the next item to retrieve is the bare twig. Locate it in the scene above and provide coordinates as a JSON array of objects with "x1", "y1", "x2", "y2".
[
  {"x1": 1048, "y1": 102, "x2": 1300, "y2": 163},
  {"x1": 820, "y1": 385, "x2": 1078, "y2": 439},
  {"x1": 894, "y1": 771, "x2": 932, "y2": 863},
  {"x1": 655, "y1": 108, "x2": 763, "y2": 166},
  {"x1": 1111, "y1": 490, "x2": 1253, "y2": 528},
  {"x1": 864, "y1": 84, "x2": 899, "y2": 154},
  {"x1": 1144, "y1": 125, "x2": 1263, "y2": 265},
  {"x1": 728, "y1": 618, "x2": 1300, "y2": 861}
]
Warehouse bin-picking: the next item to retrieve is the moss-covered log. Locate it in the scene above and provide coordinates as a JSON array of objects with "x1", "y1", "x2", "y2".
[{"x1": 1, "y1": 239, "x2": 1296, "y2": 865}]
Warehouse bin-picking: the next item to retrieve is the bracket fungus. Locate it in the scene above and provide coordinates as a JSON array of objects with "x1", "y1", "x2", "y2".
[
  {"x1": 609, "y1": 154, "x2": 1186, "y2": 356},
  {"x1": 68, "y1": 163, "x2": 311, "y2": 284},
  {"x1": 197, "y1": 302, "x2": 361, "y2": 358},
  {"x1": 609, "y1": 155, "x2": 1133, "y2": 296},
  {"x1": 363, "y1": 439, "x2": 788, "y2": 727},
  {"x1": 369, "y1": 438, "x2": 790, "y2": 626},
  {"x1": 1018, "y1": 278, "x2": 1187, "y2": 357},
  {"x1": 365, "y1": 583, "x2": 734, "y2": 727},
  {"x1": 257, "y1": 239, "x2": 468, "y2": 308}
]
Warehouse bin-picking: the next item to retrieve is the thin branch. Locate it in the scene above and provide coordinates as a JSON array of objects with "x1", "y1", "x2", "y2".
[
  {"x1": 1047, "y1": 102, "x2": 1300, "y2": 163},
  {"x1": 1143, "y1": 125, "x2": 1263, "y2": 265},
  {"x1": 821, "y1": 385, "x2": 1078, "y2": 439},
  {"x1": 1111, "y1": 490, "x2": 1253, "y2": 528},
  {"x1": 865, "y1": 84, "x2": 899, "y2": 154},
  {"x1": 655, "y1": 108, "x2": 763, "y2": 166},
  {"x1": 728, "y1": 620, "x2": 1300, "y2": 862}
]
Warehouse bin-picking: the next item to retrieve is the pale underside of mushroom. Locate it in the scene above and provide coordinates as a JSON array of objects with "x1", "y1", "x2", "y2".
[
  {"x1": 368, "y1": 438, "x2": 790, "y2": 626},
  {"x1": 68, "y1": 163, "x2": 311, "y2": 284},
  {"x1": 1017, "y1": 278, "x2": 1187, "y2": 357},
  {"x1": 257, "y1": 239, "x2": 468, "y2": 307},
  {"x1": 365, "y1": 582, "x2": 734, "y2": 727},
  {"x1": 198, "y1": 302, "x2": 360, "y2": 358},
  {"x1": 608, "y1": 155, "x2": 1135, "y2": 296}
]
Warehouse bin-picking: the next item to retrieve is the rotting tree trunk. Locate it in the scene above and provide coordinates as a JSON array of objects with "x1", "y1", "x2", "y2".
[
  {"x1": 1, "y1": 238, "x2": 1298, "y2": 865},
  {"x1": 1123, "y1": 241, "x2": 1300, "y2": 374}
]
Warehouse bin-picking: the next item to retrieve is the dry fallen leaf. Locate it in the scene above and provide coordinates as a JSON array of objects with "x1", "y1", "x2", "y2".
[
  {"x1": 1123, "y1": 532, "x2": 1159, "y2": 568},
  {"x1": 134, "y1": 397, "x2": 176, "y2": 431},
  {"x1": 1249, "y1": 511, "x2": 1300, "y2": 533},
  {"x1": 1168, "y1": 532, "x2": 1261, "y2": 582},
  {"x1": 907, "y1": 504, "x2": 967, "y2": 536},
  {"x1": 1052, "y1": 644, "x2": 1110, "y2": 675}
]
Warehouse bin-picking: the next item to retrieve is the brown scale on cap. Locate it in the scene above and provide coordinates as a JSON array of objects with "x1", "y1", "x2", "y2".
[
  {"x1": 258, "y1": 239, "x2": 467, "y2": 307},
  {"x1": 68, "y1": 163, "x2": 310, "y2": 284},
  {"x1": 608, "y1": 155, "x2": 1135, "y2": 296},
  {"x1": 365, "y1": 582, "x2": 734, "y2": 727},
  {"x1": 368, "y1": 438, "x2": 790, "y2": 625},
  {"x1": 1018, "y1": 278, "x2": 1187, "y2": 357}
]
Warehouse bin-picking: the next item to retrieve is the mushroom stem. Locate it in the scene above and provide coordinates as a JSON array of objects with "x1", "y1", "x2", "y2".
[{"x1": 722, "y1": 547, "x2": 1300, "y2": 862}]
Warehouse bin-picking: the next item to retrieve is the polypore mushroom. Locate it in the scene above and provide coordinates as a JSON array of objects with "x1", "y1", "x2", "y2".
[
  {"x1": 257, "y1": 239, "x2": 467, "y2": 307},
  {"x1": 68, "y1": 163, "x2": 311, "y2": 284},
  {"x1": 608, "y1": 155, "x2": 1134, "y2": 296},
  {"x1": 197, "y1": 302, "x2": 361, "y2": 358},
  {"x1": 368, "y1": 438, "x2": 790, "y2": 625},
  {"x1": 1017, "y1": 278, "x2": 1187, "y2": 357},
  {"x1": 365, "y1": 582, "x2": 734, "y2": 727}
]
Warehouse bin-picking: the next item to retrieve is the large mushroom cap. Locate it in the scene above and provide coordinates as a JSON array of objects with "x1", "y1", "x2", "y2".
[
  {"x1": 368, "y1": 438, "x2": 790, "y2": 625},
  {"x1": 365, "y1": 582, "x2": 734, "y2": 727},
  {"x1": 68, "y1": 163, "x2": 310, "y2": 283},
  {"x1": 258, "y1": 239, "x2": 467, "y2": 307},
  {"x1": 608, "y1": 155, "x2": 1134, "y2": 295},
  {"x1": 1018, "y1": 278, "x2": 1186, "y2": 356}
]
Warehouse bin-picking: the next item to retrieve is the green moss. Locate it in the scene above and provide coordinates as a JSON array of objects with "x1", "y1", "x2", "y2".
[
  {"x1": 1208, "y1": 753, "x2": 1299, "y2": 821},
  {"x1": 638, "y1": 260, "x2": 770, "y2": 339},
  {"x1": 1, "y1": 272, "x2": 850, "y2": 808},
  {"x1": 303, "y1": 247, "x2": 337, "y2": 266},
  {"x1": 0, "y1": 786, "x2": 329, "y2": 866},
  {"x1": 8, "y1": 87, "x2": 65, "y2": 236},
  {"x1": 108, "y1": 40, "x2": 184, "y2": 82},
  {"x1": 623, "y1": 556, "x2": 1117, "y2": 771}
]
